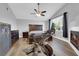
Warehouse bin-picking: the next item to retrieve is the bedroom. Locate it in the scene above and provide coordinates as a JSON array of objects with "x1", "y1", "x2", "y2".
[{"x1": 0, "y1": 3, "x2": 79, "y2": 56}]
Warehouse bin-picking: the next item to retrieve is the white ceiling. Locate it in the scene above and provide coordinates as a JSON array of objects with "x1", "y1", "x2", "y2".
[{"x1": 8, "y1": 3, "x2": 65, "y2": 22}]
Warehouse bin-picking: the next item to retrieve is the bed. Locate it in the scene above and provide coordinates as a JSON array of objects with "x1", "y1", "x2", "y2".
[
  {"x1": 29, "y1": 24, "x2": 44, "y2": 36},
  {"x1": 29, "y1": 31, "x2": 44, "y2": 36}
]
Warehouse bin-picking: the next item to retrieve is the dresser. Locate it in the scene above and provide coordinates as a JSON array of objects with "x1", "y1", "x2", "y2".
[{"x1": 11, "y1": 30, "x2": 19, "y2": 46}]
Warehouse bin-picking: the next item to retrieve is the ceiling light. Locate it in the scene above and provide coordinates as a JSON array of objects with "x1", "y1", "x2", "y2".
[
  {"x1": 31, "y1": 3, "x2": 46, "y2": 16},
  {"x1": 36, "y1": 13, "x2": 41, "y2": 16}
]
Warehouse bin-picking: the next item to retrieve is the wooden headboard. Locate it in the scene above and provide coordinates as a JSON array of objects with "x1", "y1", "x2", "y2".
[{"x1": 29, "y1": 24, "x2": 43, "y2": 32}]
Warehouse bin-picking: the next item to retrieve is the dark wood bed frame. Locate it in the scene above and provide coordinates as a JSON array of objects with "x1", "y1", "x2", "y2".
[{"x1": 29, "y1": 24, "x2": 43, "y2": 32}]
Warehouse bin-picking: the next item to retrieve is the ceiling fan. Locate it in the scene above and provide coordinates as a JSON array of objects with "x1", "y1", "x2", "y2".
[{"x1": 31, "y1": 3, "x2": 46, "y2": 16}]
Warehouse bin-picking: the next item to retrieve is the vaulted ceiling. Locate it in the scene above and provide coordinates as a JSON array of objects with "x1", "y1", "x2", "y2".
[{"x1": 8, "y1": 3, "x2": 65, "y2": 21}]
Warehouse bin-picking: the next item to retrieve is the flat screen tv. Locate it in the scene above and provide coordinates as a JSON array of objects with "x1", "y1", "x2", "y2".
[{"x1": 70, "y1": 31, "x2": 79, "y2": 50}]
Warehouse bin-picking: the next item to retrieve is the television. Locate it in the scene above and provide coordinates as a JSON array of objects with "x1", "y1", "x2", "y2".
[{"x1": 70, "y1": 31, "x2": 79, "y2": 50}]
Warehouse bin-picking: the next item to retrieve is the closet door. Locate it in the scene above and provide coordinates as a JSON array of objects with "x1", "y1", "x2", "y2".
[
  {"x1": 0, "y1": 23, "x2": 3, "y2": 55},
  {"x1": 0, "y1": 23, "x2": 11, "y2": 56},
  {"x1": 3, "y1": 24, "x2": 11, "y2": 55}
]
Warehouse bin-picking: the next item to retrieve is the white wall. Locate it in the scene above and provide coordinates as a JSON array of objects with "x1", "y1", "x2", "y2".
[
  {"x1": 51, "y1": 3, "x2": 79, "y2": 55},
  {"x1": 44, "y1": 20, "x2": 49, "y2": 31},
  {"x1": 0, "y1": 3, "x2": 17, "y2": 30},
  {"x1": 51, "y1": 3, "x2": 79, "y2": 39},
  {"x1": 17, "y1": 19, "x2": 46, "y2": 37}
]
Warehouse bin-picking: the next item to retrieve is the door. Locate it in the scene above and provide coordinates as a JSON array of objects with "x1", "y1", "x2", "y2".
[{"x1": 0, "y1": 23, "x2": 11, "y2": 56}]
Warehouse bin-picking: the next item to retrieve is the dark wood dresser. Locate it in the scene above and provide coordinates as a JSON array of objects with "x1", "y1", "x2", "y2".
[{"x1": 11, "y1": 30, "x2": 19, "y2": 46}]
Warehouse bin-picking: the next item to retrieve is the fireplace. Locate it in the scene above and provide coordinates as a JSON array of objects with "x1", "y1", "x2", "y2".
[{"x1": 70, "y1": 31, "x2": 79, "y2": 50}]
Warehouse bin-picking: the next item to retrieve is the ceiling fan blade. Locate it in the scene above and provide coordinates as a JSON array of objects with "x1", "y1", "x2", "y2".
[
  {"x1": 34, "y1": 9, "x2": 37, "y2": 13},
  {"x1": 41, "y1": 11, "x2": 46, "y2": 13},
  {"x1": 41, "y1": 13, "x2": 45, "y2": 16}
]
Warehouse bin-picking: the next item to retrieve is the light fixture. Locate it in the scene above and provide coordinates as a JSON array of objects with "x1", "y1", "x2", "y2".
[
  {"x1": 31, "y1": 3, "x2": 46, "y2": 16},
  {"x1": 36, "y1": 13, "x2": 41, "y2": 16}
]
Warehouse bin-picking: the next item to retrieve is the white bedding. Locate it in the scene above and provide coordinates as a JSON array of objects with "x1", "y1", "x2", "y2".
[{"x1": 29, "y1": 31, "x2": 44, "y2": 36}]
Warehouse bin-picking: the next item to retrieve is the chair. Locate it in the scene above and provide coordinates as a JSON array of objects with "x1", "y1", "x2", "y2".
[
  {"x1": 45, "y1": 36, "x2": 53, "y2": 42},
  {"x1": 40, "y1": 44, "x2": 53, "y2": 56}
]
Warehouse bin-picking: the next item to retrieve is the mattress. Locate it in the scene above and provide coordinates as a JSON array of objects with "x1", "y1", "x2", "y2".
[{"x1": 29, "y1": 31, "x2": 44, "y2": 36}]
